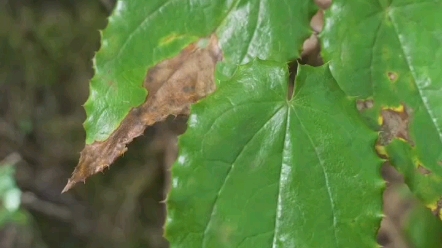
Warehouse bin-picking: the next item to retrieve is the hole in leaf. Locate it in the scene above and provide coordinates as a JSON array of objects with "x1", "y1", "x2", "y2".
[
  {"x1": 287, "y1": 60, "x2": 298, "y2": 100},
  {"x1": 377, "y1": 231, "x2": 391, "y2": 246},
  {"x1": 314, "y1": 0, "x2": 332, "y2": 9},
  {"x1": 378, "y1": 163, "x2": 422, "y2": 247},
  {"x1": 299, "y1": 3, "x2": 330, "y2": 68},
  {"x1": 288, "y1": 1, "x2": 330, "y2": 100}
]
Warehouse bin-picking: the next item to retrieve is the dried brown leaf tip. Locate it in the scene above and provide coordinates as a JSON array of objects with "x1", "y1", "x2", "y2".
[{"x1": 62, "y1": 35, "x2": 223, "y2": 193}]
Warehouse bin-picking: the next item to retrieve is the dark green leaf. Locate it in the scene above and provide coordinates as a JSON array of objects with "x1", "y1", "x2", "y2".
[{"x1": 166, "y1": 61, "x2": 383, "y2": 247}]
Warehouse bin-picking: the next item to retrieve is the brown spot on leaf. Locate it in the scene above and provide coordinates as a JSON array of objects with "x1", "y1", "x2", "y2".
[
  {"x1": 378, "y1": 104, "x2": 414, "y2": 146},
  {"x1": 387, "y1": 72, "x2": 398, "y2": 82},
  {"x1": 416, "y1": 164, "x2": 432, "y2": 175},
  {"x1": 62, "y1": 35, "x2": 223, "y2": 193},
  {"x1": 431, "y1": 198, "x2": 442, "y2": 219},
  {"x1": 356, "y1": 99, "x2": 374, "y2": 112}
]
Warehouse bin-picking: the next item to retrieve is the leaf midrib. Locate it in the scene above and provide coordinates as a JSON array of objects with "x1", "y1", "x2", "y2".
[{"x1": 201, "y1": 103, "x2": 286, "y2": 247}]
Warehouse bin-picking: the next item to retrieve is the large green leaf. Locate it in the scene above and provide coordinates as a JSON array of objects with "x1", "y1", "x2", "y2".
[
  {"x1": 84, "y1": 0, "x2": 315, "y2": 144},
  {"x1": 322, "y1": 0, "x2": 442, "y2": 208},
  {"x1": 166, "y1": 61, "x2": 384, "y2": 247}
]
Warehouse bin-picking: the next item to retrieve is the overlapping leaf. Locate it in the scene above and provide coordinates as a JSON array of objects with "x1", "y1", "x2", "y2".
[
  {"x1": 84, "y1": 0, "x2": 316, "y2": 144},
  {"x1": 166, "y1": 61, "x2": 384, "y2": 247},
  {"x1": 64, "y1": 36, "x2": 222, "y2": 191},
  {"x1": 322, "y1": 0, "x2": 442, "y2": 211},
  {"x1": 65, "y1": 0, "x2": 316, "y2": 190}
]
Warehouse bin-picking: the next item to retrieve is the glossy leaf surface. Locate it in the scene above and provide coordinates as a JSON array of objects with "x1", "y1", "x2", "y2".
[
  {"x1": 84, "y1": 0, "x2": 315, "y2": 143},
  {"x1": 322, "y1": 0, "x2": 442, "y2": 208},
  {"x1": 166, "y1": 61, "x2": 384, "y2": 247}
]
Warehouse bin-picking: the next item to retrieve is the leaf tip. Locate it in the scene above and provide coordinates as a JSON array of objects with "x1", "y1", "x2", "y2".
[{"x1": 61, "y1": 179, "x2": 76, "y2": 193}]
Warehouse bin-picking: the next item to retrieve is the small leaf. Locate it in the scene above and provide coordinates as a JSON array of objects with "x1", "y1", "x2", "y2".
[
  {"x1": 166, "y1": 61, "x2": 384, "y2": 247},
  {"x1": 322, "y1": 0, "x2": 442, "y2": 209},
  {"x1": 62, "y1": 36, "x2": 222, "y2": 192}
]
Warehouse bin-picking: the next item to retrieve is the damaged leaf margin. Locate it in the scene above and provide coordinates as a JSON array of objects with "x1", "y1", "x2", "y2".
[
  {"x1": 63, "y1": 35, "x2": 223, "y2": 192},
  {"x1": 85, "y1": 0, "x2": 315, "y2": 144},
  {"x1": 375, "y1": 103, "x2": 442, "y2": 219}
]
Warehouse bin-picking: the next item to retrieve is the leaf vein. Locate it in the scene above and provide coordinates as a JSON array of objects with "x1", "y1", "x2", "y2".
[
  {"x1": 113, "y1": 0, "x2": 174, "y2": 63},
  {"x1": 240, "y1": 0, "x2": 262, "y2": 64},
  {"x1": 271, "y1": 106, "x2": 290, "y2": 248},
  {"x1": 201, "y1": 105, "x2": 285, "y2": 246},
  {"x1": 292, "y1": 107, "x2": 340, "y2": 247}
]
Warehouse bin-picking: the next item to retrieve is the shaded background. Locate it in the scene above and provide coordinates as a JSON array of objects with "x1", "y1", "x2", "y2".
[
  {"x1": 0, "y1": 0, "x2": 182, "y2": 247},
  {"x1": 0, "y1": 0, "x2": 441, "y2": 247}
]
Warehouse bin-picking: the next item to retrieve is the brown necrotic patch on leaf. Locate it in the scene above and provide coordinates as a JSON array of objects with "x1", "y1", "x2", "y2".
[
  {"x1": 416, "y1": 164, "x2": 432, "y2": 175},
  {"x1": 62, "y1": 35, "x2": 223, "y2": 193},
  {"x1": 378, "y1": 104, "x2": 414, "y2": 146},
  {"x1": 431, "y1": 198, "x2": 442, "y2": 220}
]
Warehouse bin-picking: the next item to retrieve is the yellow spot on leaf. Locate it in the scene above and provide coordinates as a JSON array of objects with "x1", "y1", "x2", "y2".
[
  {"x1": 375, "y1": 145, "x2": 388, "y2": 158},
  {"x1": 382, "y1": 105, "x2": 404, "y2": 113},
  {"x1": 427, "y1": 203, "x2": 437, "y2": 212},
  {"x1": 412, "y1": 157, "x2": 423, "y2": 168},
  {"x1": 160, "y1": 33, "x2": 188, "y2": 46},
  {"x1": 428, "y1": 198, "x2": 442, "y2": 220},
  {"x1": 378, "y1": 115, "x2": 383, "y2": 125}
]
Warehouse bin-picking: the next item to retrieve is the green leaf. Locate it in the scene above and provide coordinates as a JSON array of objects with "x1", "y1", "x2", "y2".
[
  {"x1": 404, "y1": 194, "x2": 442, "y2": 248},
  {"x1": 216, "y1": 0, "x2": 316, "y2": 76},
  {"x1": 166, "y1": 61, "x2": 384, "y2": 247},
  {"x1": 84, "y1": 0, "x2": 315, "y2": 144},
  {"x1": 322, "y1": 0, "x2": 442, "y2": 207}
]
